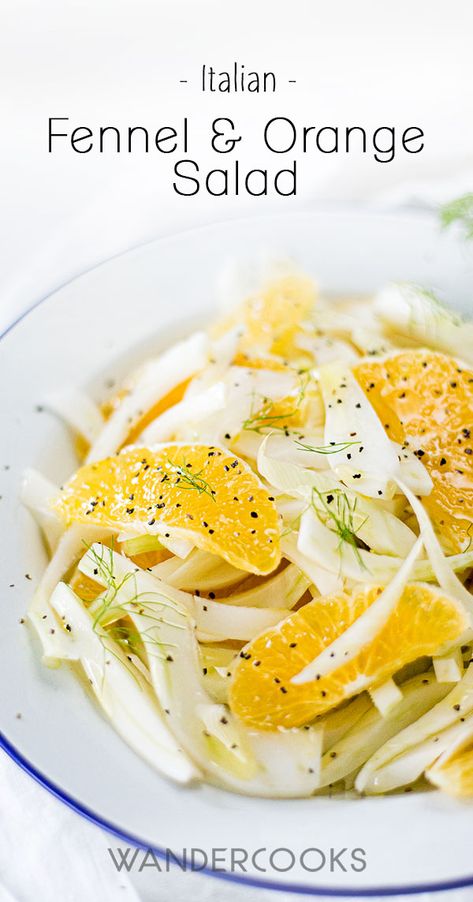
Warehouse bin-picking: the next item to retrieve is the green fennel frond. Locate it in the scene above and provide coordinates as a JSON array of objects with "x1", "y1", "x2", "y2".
[{"x1": 440, "y1": 193, "x2": 473, "y2": 240}]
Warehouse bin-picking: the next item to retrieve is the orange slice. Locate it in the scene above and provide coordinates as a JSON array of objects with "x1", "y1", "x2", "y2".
[
  {"x1": 69, "y1": 570, "x2": 104, "y2": 602},
  {"x1": 53, "y1": 445, "x2": 280, "y2": 575},
  {"x1": 123, "y1": 545, "x2": 172, "y2": 570},
  {"x1": 232, "y1": 353, "x2": 291, "y2": 372},
  {"x1": 212, "y1": 275, "x2": 316, "y2": 363},
  {"x1": 229, "y1": 583, "x2": 468, "y2": 729},
  {"x1": 427, "y1": 730, "x2": 473, "y2": 797},
  {"x1": 354, "y1": 351, "x2": 473, "y2": 553}
]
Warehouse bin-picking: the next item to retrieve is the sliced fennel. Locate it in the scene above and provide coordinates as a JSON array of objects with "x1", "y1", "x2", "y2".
[
  {"x1": 320, "y1": 693, "x2": 373, "y2": 753},
  {"x1": 433, "y1": 648, "x2": 464, "y2": 684},
  {"x1": 183, "y1": 327, "x2": 240, "y2": 396},
  {"x1": 374, "y1": 283, "x2": 473, "y2": 366},
  {"x1": 197, "y1": 703, "x2": 257, "y2": 778},
  {"x1": 194, "y1": 596, "x2": 288, "y2": 642},
  {"x1": 200, "y1": 663, "x2": 233, "y2": 705},
  {"x1": 246, "y1": 726, "x2": 324, "y2": 797},
  {"x1": 188, "y1": 365, "x2": 297, "y2": 446},
  {"x1": 21, "y1": 468, "x2": 64, "y2": 552},
  {"x1": 199, "y1": 646, "x2": 237, "y2": 668},
  {"x1": 392, "y1": 444, "x2": 433, "y2": 497},
  {"x1": 140, "y1": 382, "x2": 226, "y2": 444},
  {"x1": 45, "y1": 389, "x2": 104, "y2": 446},
  {"x1": 28, "y1": 524, "x2": 110, "y2": 664},
  {"x1": 395, "y1": 477, "x2": 473, "y2": 617},
  {"x1": 79, "y1": 544, "x2": 258, "y2": 788},
  {"x1": 297, "y1": 506, "x2": 408, "y2": 584},
  {"x1": 258, "y1": 438, "x2": 417, "y2": 558},
  {"x1": 117, "y1": 527, "x2": 193, "y2": 560},
  {"x1": 282, "y1": 533, "x2": 341, "y2": 596},
  {"x1": 151, "y1": 548, "x2": 246, "y2": 592},
  {"x1": 319, "y1": 672, "x2": 454, "y2": 788},
  {"x1": 369, "y1": 679, "x2": 403, "y2": 717},
  {"x1": 359, "y1": 715, "x2": 473, "y2": 795},
  {"x1": 412, "y1": 550, "x2": 473, "y2": 581},
  {"x1": 355, "y1": 664, "x2": 473, "y2": 794},
  {"x1": 272, "y1": 460, "x2": 473, "y2": 588},
  {"x1": 87, "y1": 332, "x2": 209, "y2": 461},
  {"x1": 296, "y1": 332, "x2": 359, "y2": 366},
  {"x1": 233, "y1": 430, "x2": 329, "y2": 471},
  {"x1": 426, "y1": 718, "x2": 473, "y2": 792},
  {"x1": 225, "y1": 564, "x2": 310, "y2": 609},
  {"x1": 79, "y1": 544, "x2": 324, "y2": 795},
  {"x1": 199, "y1": 645, "x2": 237, "y2": 704},
  {"x1": 49, "y1": 582, "x2": 198, "y2": 784},
  {"x1": 147, "y1": 554, "x2": 186, "y2": 582}
]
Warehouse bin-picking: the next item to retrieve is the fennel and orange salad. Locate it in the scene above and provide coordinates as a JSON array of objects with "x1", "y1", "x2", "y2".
[{"x1": 22, "y1": 273, "x2": 473, "y2": 798}]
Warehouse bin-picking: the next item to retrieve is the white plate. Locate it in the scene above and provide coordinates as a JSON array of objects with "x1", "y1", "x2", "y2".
[{"x1": 1, "y1": 209, "x2": 473, "y2": 897}]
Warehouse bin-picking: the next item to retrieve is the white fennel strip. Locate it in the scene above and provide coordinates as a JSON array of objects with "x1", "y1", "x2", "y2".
[
  {"x1": 79, "y1": 544, "x2": 325, "y2": 795},
  {"x1": 257, "y1": 437, "x2": 417, "y2": 558},
  {"x1": 246, "y1": 726, "x2": 324, "y2": 798},
  {"x1": 224, "y1": 564, "x2": 310, "y2": 610},
  {"x1": 297, "y1": 506, "x2": 409, "y2": 584},
  {"x1": 374, "y1": 283, "x2": 473, "y2": 365},
  {"x1": 369, "y1": 679, "x2": 403, "y2": 718},
  {"x1": 282, "y1": 532, "x2": 342, "y2": 596},
  {"x1": 87, "y1": 332, "x2": 209, "y2": 462},
  {"x1": 183, "y1": 327, "x2": 240, "y2": 396},
  {"x1": 426, "y1": 720, "x2": 473, "y2": 791},
  {"x1": 28, "y1": 523, "x2": 110, "y2": 664},
  {"x1": 318, "y1": 361, "x2": 399, "y2": 498},
  {"x1": 359, "y1": 714, "x2": 473, "y2": 795},
  {"x1": 395, "y1": 477, "x2": 473, "y2": 617},
  {"x1": 152, "y1": 549, "x2": 246, "y2": 593},
  {"x1": 355, "y1": 664, "x2": 473, "y2": 794},
  {"x1": 21, "y1": 468, "x2": 63, "y2": 552},
  {"x1": 320, "y1": 693, "x2": 373, "y2": 753},
  {"x1": 433, "y1": 648, "x2": 464, "y2": 683},
  {"x1": 45, "y1": 389, "x2": 104, "y2": 446},
  {"x1": 140, "y1": 382, "x2": 226, "y2": 444},
  {"x1": 319, "y1": 672, "x2": 454, "y2": 788}
]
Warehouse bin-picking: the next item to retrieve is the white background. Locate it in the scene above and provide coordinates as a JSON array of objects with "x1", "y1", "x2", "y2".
[
  {"x1": 1, "y1": 0, "x2": 473, "y2": 328},
  {"x1": 1, "y1": 1, "x2": 473, "y2": 901}
]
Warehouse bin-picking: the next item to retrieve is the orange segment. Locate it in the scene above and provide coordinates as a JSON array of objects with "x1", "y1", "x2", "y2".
[
  {"x1": 354, "y1": 351, "x2": 473, "y2": 553},
  {"x1": 427, "y1": 731, "x2": 473, "y2": 797},
  {"x1": 232, "y1": 353, "x2": 291, "y2": 372},
  {"x1": 124, "y1": 547, "x2": 172, "y2": 570},
  {"x1": 229, "y1": 583, "x2": 468, "y2": 729},
  {"x1": 212, "y1": 275, "x2": 316, "y2": 363},
  {"x1": 53, "y1": 445, "x2": 281, "y2": 575}
]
